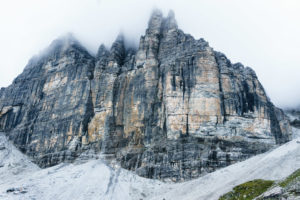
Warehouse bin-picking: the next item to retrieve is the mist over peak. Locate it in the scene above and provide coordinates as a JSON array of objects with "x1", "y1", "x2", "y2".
[
  {"x1": 0, "y1": 0, "x2": 300, "y2": 108},
  {"x1": 24, "y1": 33, "x2": 92, "y2": 71}
]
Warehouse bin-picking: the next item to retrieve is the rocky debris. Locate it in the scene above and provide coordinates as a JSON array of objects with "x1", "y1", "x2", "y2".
[
  {"x1": 6, "y1": 187, "x2": 28, "y2": 194},
  {"x1": 258, "y1": 186, "x2": 283, "y2": 199},
  {"x1": 0, "y1": 10, "x2": 292, "y2": 181}
]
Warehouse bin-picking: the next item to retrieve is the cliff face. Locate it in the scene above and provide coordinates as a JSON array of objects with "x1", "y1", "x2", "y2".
[
  {"x1": 0, "y1": 10, "x2": 291, "y2": 181},
  {"x1": 0, "y1": 36, "x2": 95, "y2": 166}
]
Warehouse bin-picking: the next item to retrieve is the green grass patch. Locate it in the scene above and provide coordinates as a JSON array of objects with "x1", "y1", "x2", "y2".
[
  {"x1": 219, "y1": 179, "x2": 274, "y2": 200},
  {"x1": 279, "y1": 168, "x2": 300, "y2": 188}
]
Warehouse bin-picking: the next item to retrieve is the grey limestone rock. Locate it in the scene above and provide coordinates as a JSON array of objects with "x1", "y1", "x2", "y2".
[{"x1": 0, "y1": 10, "x2": 292, "y2": 181}]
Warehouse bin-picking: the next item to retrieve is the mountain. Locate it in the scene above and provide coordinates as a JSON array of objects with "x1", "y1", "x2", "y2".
[
  {"x1": 0, "y1": 9, "x2": 291, "y2": 182},
  {"x1": 1, "y1": 130, "x2": 300, "y2": 200},
  {"x1": 285, "y1": 109, "x2": 300, "y2": 133}
]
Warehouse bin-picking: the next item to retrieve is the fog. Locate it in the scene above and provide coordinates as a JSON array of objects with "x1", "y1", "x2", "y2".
[{"x1": 0, "y1": 0, "x2": 300, "y2": 108}]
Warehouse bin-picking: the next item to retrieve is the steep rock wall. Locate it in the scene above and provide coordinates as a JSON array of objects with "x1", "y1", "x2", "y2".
[{"x1": 0, "y1": 10, "x2": 291, "y2": 181}]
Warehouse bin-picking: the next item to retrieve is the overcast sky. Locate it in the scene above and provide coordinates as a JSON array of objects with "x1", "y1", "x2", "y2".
[{"x1": 0, "y1": 0, "x2": 299, "y2": 108}]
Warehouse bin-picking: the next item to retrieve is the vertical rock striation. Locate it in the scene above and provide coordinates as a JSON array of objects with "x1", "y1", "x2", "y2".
[
  {"x1": 0, "y1": 35, "x2": 95, "y2": 166},
  {"x1": 0, "y1": 10, "x2": 291, "y2": 181}
]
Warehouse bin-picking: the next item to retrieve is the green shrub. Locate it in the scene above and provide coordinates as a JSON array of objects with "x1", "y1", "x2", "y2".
[{"x1": 219, "y1": 179, "x2": 274, "y2": 200}]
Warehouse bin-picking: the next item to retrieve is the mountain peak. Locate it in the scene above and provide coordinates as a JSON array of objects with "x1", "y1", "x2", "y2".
[
  {"x1": 146, "y1": 9, "x2": 164, "y2": 35},
  {"x1": 164, "y1": 10, "x2": 178, "y2": 30},
  {"x1": 0, "y1": 10, "x2": 292, "y2": 185},
  {"x1": 24, "y1": 33, "x2": 91, "y2": 71},
  {"x1": 114, "y1": 32, "x2": 125, "y2": 43},
  {"x1": 48, "y1": 33, "x2": 87, "y2": 54},
  {"x1": 96, "y1": 44, "x2": 109, "y2": 59},
  {"x1": 109, "y1": 33, "x2": 126, "y2": 65}
]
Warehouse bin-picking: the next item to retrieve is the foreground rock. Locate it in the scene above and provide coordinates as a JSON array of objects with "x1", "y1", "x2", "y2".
[
  {"x1": 0, "y1": 10, "x2": 291, "y2": 181},
  {"x1": 6, "y1": 187, "x2": 28, "y2": 194}
]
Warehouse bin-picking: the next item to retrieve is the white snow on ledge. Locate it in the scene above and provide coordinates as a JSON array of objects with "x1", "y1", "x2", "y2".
[{"x1": 1, "y1": 131, "x2": 300, "y2": 200}]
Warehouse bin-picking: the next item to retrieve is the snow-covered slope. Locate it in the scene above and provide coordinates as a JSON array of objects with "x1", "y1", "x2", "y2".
[{"x1": 1, "y1": 131, "x2": 300, "y2": 200}]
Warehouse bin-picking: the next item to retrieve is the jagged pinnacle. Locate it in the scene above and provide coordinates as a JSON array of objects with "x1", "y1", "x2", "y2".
[
  {"x1": 49, "y1": 33, "x2": 80, "y2": 52},
  {"x1": 164, "y1": 10, "x2": 178, "y2": 31},
  {"x1": 109, "y1": 33, "x2": 126, "y2": 65},
  {"x1": 147, "y1": 9, "x2": 164, "y2": 35},
  {"x1": 114, "y1": 32, "x2": 125, "y2": 43},
  {"x1": 96, "y1": 44, "x2": 109, "y2": 59}
]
